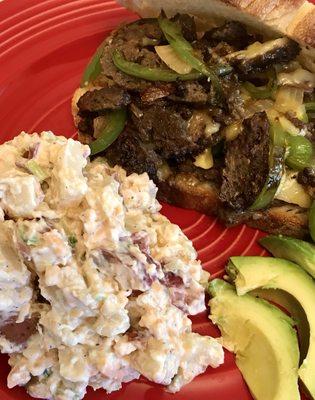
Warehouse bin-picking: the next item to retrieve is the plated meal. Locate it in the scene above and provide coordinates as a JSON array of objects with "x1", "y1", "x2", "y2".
[{"x1": 0, "y1": 0, "x2": 314, "y2": 400}]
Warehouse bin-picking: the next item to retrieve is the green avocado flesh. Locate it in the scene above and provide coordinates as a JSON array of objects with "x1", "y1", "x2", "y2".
[
  {"x1": 260, "y1": 235, "x2": 315, "y2": 278},
  {"x1": 252, "y1": 288, "x2": 309, "y2": 364},
  {"x1": 208, "y1": 279, "x2": 300, "y2": 400},
  {"x1": 228, "y1": 256, "x2": 315, "y2": 399}
]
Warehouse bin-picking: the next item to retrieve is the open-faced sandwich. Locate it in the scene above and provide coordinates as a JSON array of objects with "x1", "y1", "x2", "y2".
[{"x1": 72, "y1": 0, "x2": 315, "y2": 238}]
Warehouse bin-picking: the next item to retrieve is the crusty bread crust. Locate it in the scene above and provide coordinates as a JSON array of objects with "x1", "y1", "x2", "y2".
[
  {"x1": 157, "y1": 173, "x2": 309, "y2": 238},
  {"x1": 286, "y1": 1, "x2": 315, "y2": 47},
  {"x1": 72, "y1": 87, "x2": 90, "y2": 128},
  {"x1": 158, "y1": 173, "x2": 221, "y2": 215},
  {"x1": 246, "y1": 205, "x2": 309, "y2": 238}
]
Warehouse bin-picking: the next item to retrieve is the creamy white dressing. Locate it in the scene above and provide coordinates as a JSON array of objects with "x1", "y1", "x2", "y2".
[{"x1": 0, "y1": 132, "x2": 223, "y2": 400}]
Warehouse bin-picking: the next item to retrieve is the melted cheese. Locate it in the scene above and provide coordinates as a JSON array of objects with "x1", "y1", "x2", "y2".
[
  {"x1": 224, "y1": 121, "x2": 243, "y2": 141},
  {"x1": 194, "y1": 148, "x2": 213, "y2": 169}
]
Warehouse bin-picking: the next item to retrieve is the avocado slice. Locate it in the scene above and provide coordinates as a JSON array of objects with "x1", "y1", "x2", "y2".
[
  {"x1": 227, "y1": 256, "x2": 315, "y2": 399},
  {"x1": 208, "y1": 279, "x2": 300, "y2": 400},
  {"x1": 252, "y1": 288, "x2": 309, "y2": 364},
  {"x1": 260, "y1": 235, "x2": 315, "y2": 278}
]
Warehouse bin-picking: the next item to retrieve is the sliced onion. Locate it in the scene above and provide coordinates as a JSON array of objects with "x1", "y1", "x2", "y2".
[
  {"x1": 275, "y1": 170, "x2": 311, "y2": 208},
  {"x1": 274, "y1": 86, "x2": 307, "y2": 121},
  {"x1": 267, "y1": 109, "x2": 301, "y2": 136},
  {"x1": 277, "y1": 68, "x2": 315, "y2": 90},
  {"x1": 243, "y1": 99, "x2": 274, "y2": 119},
  {"x1": 155, "y1": 45, "x2": 192, "y2": 74},
  {"x1": 278, "y1": 116, "x2": 300, "y2": 136}
]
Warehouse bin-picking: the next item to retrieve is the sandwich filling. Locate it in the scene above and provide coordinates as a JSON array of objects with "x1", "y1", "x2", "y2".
[{"x1": 75, "y1": 14, "x2": 315, "y2": 231}]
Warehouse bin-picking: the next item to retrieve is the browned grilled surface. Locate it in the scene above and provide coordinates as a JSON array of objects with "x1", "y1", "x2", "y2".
[
  {"x1": 158, "y1": 172, "x2": 309, "y2": 238},
  {"x1": 158, "y1": 173, "x2": 221, "y2": 216}
]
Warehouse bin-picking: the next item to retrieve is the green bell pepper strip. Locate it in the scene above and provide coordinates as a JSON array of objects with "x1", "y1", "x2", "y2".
[
  {"x1": 158, "y1": 16, "x2": 223, "y2": 96},
  {"x1": 249, "y1": 122, "x2": 286, "y2": 211},
  {"x1": 113, "y1": 50, "x2": 232, "y2": 82},
  {"x1": 243, "y1": 69, "x2": 277, "y2": 99},
  {"x1": 89, "y1": 108, "x2": 127, "y2": 156},
  {"x1": 285, "y1": 134, "x2": 313, "y2": 171},
  {"x1": 68, "y1": 235, "x2": 78, "y2": 248},
  {"x1": 80, "y1": 18, "x2": 167, "y2": 86},
  {"x1": 215, "y1": 64, "x2": 233, "y2": 76},
  {"x1": 112, "y1": 50, "x2": 203, "y2": 81},
  {"x1": 243, "y1": 81, "x2": 271, "y2": 99},
  {"x1": 81, "y1": 38, "x2": 107, "y2": 87},
  {"x1": 310, "y1": 201, "x2": 315, "y2": 242},
  {"x1": 305, "y1": 102, "x2": 315, "y2": 112},
  {"x1": 303, "y1": 102, "x2": 315, "y2": 122},
  {"x1": 243, "y1": 79, "x2": 277, "y2": 100}
]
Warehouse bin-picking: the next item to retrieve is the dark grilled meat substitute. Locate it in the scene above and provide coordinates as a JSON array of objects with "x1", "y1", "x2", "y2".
[
  {"x1": 100, "y1": 19, "x2": 166, "y2": 90},
  {"x1": 98, "y1": 14, "x2": 198, "y2": 90},
  {"x1": 77, "y1": 87, "x2": 131, "y2": 114},
  {"x1": 106, "y1": 100, "x2": 222, "y2": 179},
  {"x1": 130, "y1": 100, "x2": 217, "y2": 162},
  {"x1": 77, "y1": 117, "x2": 94, "y2": 135},
  {"x1": 171, "y1": 13, "x2": 197, "y2": 42},
  {"x1": 298, "y1": 167, "x2": 315, "y2": 198},
  {"x1": 140, "y1": 84, "x2": 175, "y2": 103},
  {"x1": 105, "y1": 125, "x2": 163, "y2": 179},
  {"x1": 228, "y1": 37, "x2": 300, "y2": 74},
  {"x1": 285, "y1": 112, "x2": 315, "y2": 142},
  {"x1": 170, "y1": 81, "x2": 209, "y2": 104},
  {"x1": 220, "y1": 112, "x2": 270, "y2": 210},
  {"x1": 203, "y1": 21, "x2": 252, "y2": 50}
]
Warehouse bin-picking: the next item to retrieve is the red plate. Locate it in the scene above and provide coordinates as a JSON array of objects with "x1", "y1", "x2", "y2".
[{"x1": 0, "y1": 1, "x2": 309, "y2": 399}]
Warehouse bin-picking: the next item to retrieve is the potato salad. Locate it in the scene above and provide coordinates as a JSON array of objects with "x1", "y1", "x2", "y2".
[{"x1": 0, "y1": 132, "x2": 223, "y2": 400}]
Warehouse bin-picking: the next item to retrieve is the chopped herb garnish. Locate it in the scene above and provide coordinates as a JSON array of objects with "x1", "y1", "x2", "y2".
[
  {"x1": 18, "y1": 227, "x2": 38, "y2": 246},
  {"x1": 26, "y1": 237, "x2": 39, "y2": 246},
  {"x1": 43, "y1": 368, "x2": 52, "y2": 378},
  {"x1": 26, "y1": 160, "x2": 48, "y2": 182},
  {"x1": 68, "y1": 235, "x2": 78, "y2": 248}
]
